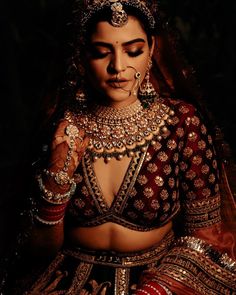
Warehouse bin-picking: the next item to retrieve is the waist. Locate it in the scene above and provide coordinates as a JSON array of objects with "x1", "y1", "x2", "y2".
[{"x1": 63, "y1": 230, "x2": 175, "y2": 268}]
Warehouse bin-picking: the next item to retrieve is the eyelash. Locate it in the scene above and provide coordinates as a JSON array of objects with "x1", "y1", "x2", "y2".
[{"x1": 90, "y1": 49, "x2": 144, "y2": 59}]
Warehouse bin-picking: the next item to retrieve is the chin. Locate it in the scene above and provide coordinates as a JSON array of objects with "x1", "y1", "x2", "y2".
[{"x1": 103, "y1": 89, "x2": 133, "y2": 105}]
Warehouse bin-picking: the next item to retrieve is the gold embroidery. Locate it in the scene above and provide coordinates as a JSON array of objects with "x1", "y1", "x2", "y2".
[
  {"x1": 154, "y1": 176, "x2": 164, "y2": 186},
  {"x1": 160, "y1": 189, "x2": 169, "y2": 200},
  {"x1": 191, "y1": 115, "x2": 200, "y2": 126},
  {"x1": 147, "y1": 163, "x2": 158, "y2": 173},
  {"x1": 183, "y1": 147, "x2": 193, "y2": 157},
  {"x1": 158, "y1": 151, "x2": 168, "y2": 162},
  {"x1": 167, "y1": 139, "x2": 177, "y2": 150},
  {"x1": 137, "y1": 175, "x2": 148, "y2": 185},
  {"x1": 163, "y1": 164, "x2": 172, "y2": 175},
  {"x1": 192, "y1": 155, "x2": 202, "y2": 165},
  {"x1": 179, "y1": 105, "x2": 190, "y2": 114},
  {"x1": 143, "y1": 187, "x2": 154, "y2": 198},
  {"x1": 176, "y1": 127, "x2": 184, "y2": 137},
  {"x1": 151, "y1": 199, "x2": 160, "y2": 210},
  {"x1": 188, "y1": 132, "x2": 197, "y2": 141},
  {"x1": 134, "y1": 199, "x2": 145, "y2": 210}
]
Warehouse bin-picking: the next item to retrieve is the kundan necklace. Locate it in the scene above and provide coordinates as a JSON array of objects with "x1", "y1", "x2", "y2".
[{"x1": 65, "y1": 99, "x2": 174, "y2": 162}]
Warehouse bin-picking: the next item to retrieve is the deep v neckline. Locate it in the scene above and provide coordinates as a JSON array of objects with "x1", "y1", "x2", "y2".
[{"x1": 82, "y1": 150, "x2": 148, "y2": 214}]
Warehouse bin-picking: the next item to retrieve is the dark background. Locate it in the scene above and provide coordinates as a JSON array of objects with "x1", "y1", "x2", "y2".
[{"x1": 0, "y1": 0, "x2": 235, "y2": 268}]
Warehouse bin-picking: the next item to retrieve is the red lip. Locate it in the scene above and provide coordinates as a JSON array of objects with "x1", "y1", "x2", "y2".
[
  {"x1": 107, "y1": 78, "x2": 129, "y2": 83},
  {"x1": 107, "y1": 80, "x2": 130, "y2": 88}
]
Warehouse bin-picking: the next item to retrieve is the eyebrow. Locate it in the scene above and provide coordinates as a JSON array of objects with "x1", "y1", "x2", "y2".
[{"x1": 90, "y1": 38, "x2": 146, "y2": 48}]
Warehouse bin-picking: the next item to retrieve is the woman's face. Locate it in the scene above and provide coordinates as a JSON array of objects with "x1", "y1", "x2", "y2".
[{"x1": 85, "y1": 15, "x2": 154, "y2": 108}]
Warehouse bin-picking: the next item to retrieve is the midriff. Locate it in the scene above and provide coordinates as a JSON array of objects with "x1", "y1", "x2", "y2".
[{"x1": 67, "y1": 221, "x2": 172, "y2": 252}]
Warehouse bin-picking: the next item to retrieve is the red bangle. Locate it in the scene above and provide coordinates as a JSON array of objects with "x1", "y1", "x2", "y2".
[
  {"x1": 34, "y1": 199, "x2": 68, "y2": 225},
  {"x1": 136, "y1": 281, "x2": 170, "y2": 295}
]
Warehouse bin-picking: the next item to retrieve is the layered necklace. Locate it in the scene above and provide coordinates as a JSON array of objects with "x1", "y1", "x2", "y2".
[{"x1": 65, "y1": 99, "x2": 174, "y2": 162}]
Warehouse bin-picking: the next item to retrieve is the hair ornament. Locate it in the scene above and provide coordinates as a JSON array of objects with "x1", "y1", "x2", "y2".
[
  {"x1": 76, "y1": 0, "x2": 156, "y2": 32},
  {"x1": 110, "y1": 0, "x2": 128, "y2": 27}
]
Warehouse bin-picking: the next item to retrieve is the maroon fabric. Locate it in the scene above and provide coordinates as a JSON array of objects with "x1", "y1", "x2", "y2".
[{"x1": 65, "y1": 98, "x2": 220, "y2": 232}]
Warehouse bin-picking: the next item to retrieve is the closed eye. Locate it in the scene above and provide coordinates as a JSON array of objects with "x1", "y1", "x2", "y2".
[{"x1": 127, "y1": 49, "x2": 144, "y2": 57}]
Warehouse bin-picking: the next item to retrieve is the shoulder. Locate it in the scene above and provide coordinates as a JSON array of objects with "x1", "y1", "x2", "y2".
[{"x1": 159, "y1": 97, "x2": 197, "y2": 116}]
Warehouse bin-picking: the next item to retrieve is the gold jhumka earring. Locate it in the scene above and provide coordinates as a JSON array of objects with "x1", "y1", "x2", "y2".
[{"x1": 139, "y1": 58, "x2": 158, "y2": 99}]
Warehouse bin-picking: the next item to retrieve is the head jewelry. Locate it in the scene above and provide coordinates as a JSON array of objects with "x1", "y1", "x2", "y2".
[{"x1": 73, "y1": 0, "x2": 157, "y2": 33}]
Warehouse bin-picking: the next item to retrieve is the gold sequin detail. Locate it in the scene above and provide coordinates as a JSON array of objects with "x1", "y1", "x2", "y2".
[
  {"x1": 154, "y1": 176, "x2": 164, "y2": 186},
  {"x1": 143, "y1": 187, "x2": 154, "y2": 198},
  {"x1": 147, "y1": 163, "x2": 158, "y2": 173},
  {"x1": 137, "y1": 175, "x2": 148, "y2": 185}
]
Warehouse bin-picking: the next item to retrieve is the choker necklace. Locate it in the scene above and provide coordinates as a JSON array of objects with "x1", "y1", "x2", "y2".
[{"x1": 65, "y1": 99, "x2": 174, "y2": 162}]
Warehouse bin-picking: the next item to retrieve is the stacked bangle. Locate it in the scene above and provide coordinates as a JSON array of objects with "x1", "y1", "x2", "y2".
[{"x1": 136, "y1": 281, "x2": 172, "y2": 295}]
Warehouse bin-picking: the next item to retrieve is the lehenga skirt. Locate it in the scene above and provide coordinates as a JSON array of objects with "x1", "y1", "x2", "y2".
[{"x1": 24, "y1": 231, "x2": 174, "y2": 295}]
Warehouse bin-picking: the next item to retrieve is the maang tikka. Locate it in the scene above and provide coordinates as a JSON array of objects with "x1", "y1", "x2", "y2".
[{"x1": 139, "y1": 57, "x2": 158, "y2": 99}]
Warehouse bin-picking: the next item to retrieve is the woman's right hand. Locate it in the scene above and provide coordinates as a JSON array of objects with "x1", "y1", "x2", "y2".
[{"x1": 44, "y1": 119, "x2": 89, "y2": 191}]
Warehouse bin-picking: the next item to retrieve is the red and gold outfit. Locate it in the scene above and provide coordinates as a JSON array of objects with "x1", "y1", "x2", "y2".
[{"x1": 26, "y1": 98, "x2": 236, "y2": 295}]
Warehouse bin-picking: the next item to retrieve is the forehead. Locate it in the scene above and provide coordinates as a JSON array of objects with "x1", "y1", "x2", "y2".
[{"x1": 90, "y1": 16, "x2": 147, "y2": 43}]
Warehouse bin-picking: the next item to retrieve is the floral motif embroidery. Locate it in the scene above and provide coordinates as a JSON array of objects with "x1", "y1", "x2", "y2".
[
  {"x1": 175, "y1": 166, "x2": 179, "y2": 175},
  {"x1": 74, "y1": 173, "x2": 83, "y2": 183},
  {"x1": 188, "y1": 132, "x2": 197, "y2": 142},
  {"x1": 130, "y1": 187, "x2": 137, "y2": 197},
  {"x1": 158, "y1": 151, "x2": 168, "y2": 162},
  {"x1": 198, "y1": 140, "x2": 206, "y2": 150},
  {"x1": 163, "y1": 202, "x2": 171, "y2": 212},
  {"x1": 202, "y1": 188, "x2": 211, "y2": 197},
  {"x1": 154, "y1": 176, "x2": 164, "y2": 186},
  {"x1": 137, "y1": 175, "x2": 148, "y2": 185},
  {"x1": 81, "y1": 186, "x2": 89, "y2": 196},
  {"x1": 143, "y1": 187, "x2": 154, "y2": 198},
  {"x1": 160, "y1": 189, "x2": 169, "y2": 200},
  {"x1": 173, "y1": 153, "x2": 179, "y2": 163},
  {"x1": 144, "y1": 211, "x2": 156, "y2": 220},
  {"x1": 153, "y1": 141, "x2": 162, "y2": 151},
  {"x1": 163, "y1": 165, "x2": 172, "y2": 175},
  {"x1": 186, "y1": 191, "x2": 196, "y2": 200},
  {"x1": 179, "y1": 105, "x2": 190, "y2": 114},
  {"x1": 168, "y1": 178, "x2": 175, "y2": 188},
  {"x1": 185, "y1": 117, "x2": 191, "y2": 126},
  {"x1": 145, "y1": 152, "x2": 152, "y2": 162},
  {"x1": 74, "y1": 198, "x2": 85, "y2": 208},
  {"x1": 201, "y1": 164, "x2": 210, "y2": 174},
  {"x1": 208, "y1": 135, "x2": 213, "y2": 144},
  {"x1": 191, "y1": 115, "x2": 200, "y2": 126},
  {"x1": 84, "y1": 209, "x2": 95, "y2": 217},
  {"x1": 167, "y1": 139, "x2": 177, "y2": 150},
  {"x1": 171, "y1": 116, "x2": 180, "y2": 125},
  {"x1": 206, "y1": 149, "x2": 213, "y2": 159},
  {"x1": 176, "y1": 127, "x2": 184, "y2": 137},
  {"x1": 208, "y1": 174, "x2": 216, "y2": 183},
  {"x1": 194, "y1": 178, "x2": 204, "y2": 188},
  {"x1": 185, "y1": 170, "x2": 196, "y2": 180},
  {"x1": 147, "y1": 163, "x2": 158, "y2": 173},
  {"x1": 134, "y1": 199, "x2": 145, "y2": 210},
  {"x1": 183, "y1": 147, "x2": 193, "y2": 157},
  {"x1": 192, "y1": 155, "x2": 202, "y2": 165},
  {"x1": 180, "y1": 161, "x2": 188, "y2": 171},
  {"x1": 151, "y1": 199, "x2": 160, "y2": 210},
  {"x1": 172, "y1": 190, "x2": 178, "y2": 201}
]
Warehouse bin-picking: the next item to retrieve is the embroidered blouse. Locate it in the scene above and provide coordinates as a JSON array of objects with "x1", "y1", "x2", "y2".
[{"x1": 65, "y1": 97, "x2": 221, "y2": 232}]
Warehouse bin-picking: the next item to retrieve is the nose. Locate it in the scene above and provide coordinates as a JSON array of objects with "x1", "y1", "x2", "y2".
[{"x1": 108, "y1": 51, "x2": 126, "y2": 74}]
